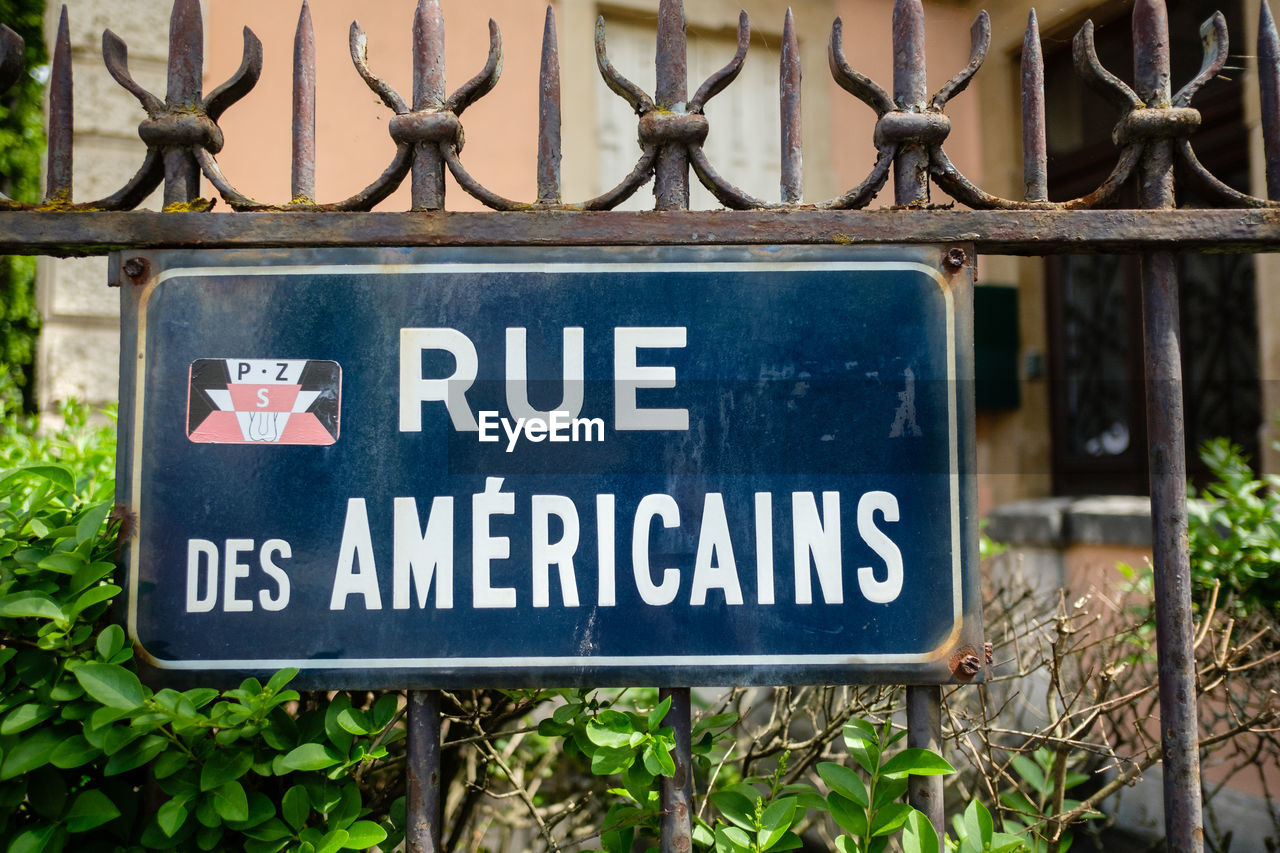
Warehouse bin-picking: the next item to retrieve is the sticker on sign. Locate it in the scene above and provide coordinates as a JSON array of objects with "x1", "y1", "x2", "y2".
[{"x1": 186, "y1": 358, "x2": 341, "y2": 445}]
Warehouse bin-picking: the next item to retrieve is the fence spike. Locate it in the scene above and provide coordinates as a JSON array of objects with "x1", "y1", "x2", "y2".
[
  {"x1": 166, "y1": 0, "x2": 203, "y2": 107},
  {"x1": 891, "y1": 0, "x2": 928, "y2": 205},
  {"x1": 892, "y1": 0, "x2": 926, "y2": 109},
  {"x1": 292, "y1": 1, "x2": 316, "y2": 203},
  {"x1": 537, "y1": 5, "x2": 562, "y2": 205},
  {"x1": 1133, "y1": 0, "x2": 1171, "y2": 106},
  {"x1": 412, "y1": 0, "x2": 446, "y2": 210},
  {"x1": 654, "y1": 0, "x2": 690, "y2": 210},
  {"x1": 1259, "y1": 0, "x2": 1280, "y2": 199},
  {"x1": 46, "y1": 5, "x2": 72, "y2": 204},
  {"x1": 164, "y1": 0, "x2": 204, "y2": 205},
  {"x1": 415, "y1": 0, "x2": 446, "y2": 108},
  {"x1": 781, "y1": 8, "x2": 802, "y2": 203},
  {"x1": 1021, "y1": 9, "x2": 1047, "y2": 202}
]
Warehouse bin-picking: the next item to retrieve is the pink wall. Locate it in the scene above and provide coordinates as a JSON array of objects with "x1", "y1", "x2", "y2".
[{"x1": 204, "y1": 1, "x2": 549, "y2": 210}]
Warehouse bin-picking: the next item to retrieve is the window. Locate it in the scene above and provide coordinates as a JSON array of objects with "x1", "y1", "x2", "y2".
[{"x1": 1042, "y1": 0, "x2": 1260, "y2": 495}]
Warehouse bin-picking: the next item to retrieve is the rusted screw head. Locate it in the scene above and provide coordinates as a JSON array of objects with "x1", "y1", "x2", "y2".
[
  {"x1": 956, "y1": 654, "x2": 982, "y2": 677},
  {"x1": 945, "y1": 247, "x2": 967, "y2": 269},
  {"x1": 122, "y1": 257, "x2": 150, "y2": 284}
]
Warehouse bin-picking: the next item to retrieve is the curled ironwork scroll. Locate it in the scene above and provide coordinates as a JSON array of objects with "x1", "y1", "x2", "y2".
[{"x1": 2, "y1": 0, "x2": 1279, "y2": 214}]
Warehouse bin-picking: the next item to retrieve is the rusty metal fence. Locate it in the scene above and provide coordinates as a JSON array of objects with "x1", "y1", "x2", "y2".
[{"x1": 4, "y1": 0, "x2": 1280, "y2": 849}]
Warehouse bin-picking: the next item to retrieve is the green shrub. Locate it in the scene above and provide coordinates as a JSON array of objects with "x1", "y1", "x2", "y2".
[
  {"x1": 0, "y1": 380, "x2": 409, "y2": 852},
  {"x1": 1187, "y1": 437, "x2": 1280, "y2": 618}
]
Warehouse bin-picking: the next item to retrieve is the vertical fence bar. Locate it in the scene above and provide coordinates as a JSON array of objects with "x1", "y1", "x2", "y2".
[
  {"x1": 889, "y1": 0, "x2": 946, "y2": 837},
  {"x1": 1259, "y1": 0, "x2": 1280, "y2": 199},
  {"x1": 891, "y1": 0, "x2": 929, "y2": 206},
  {"x1": 407, "y1": 691, "x2": 442, "y2": 853},
  {"x1": 1132, "y1": 1, "x2": 1204, "y2": 849},
  {"x1": 654, "y1": 2, "x2": 693, "y2": 843},
  {"x1": 537, "y1": 5, "x2": 562, "y2": 206},
  {"x1": 163, "y1": 0, "x2": 203, "y2": 206},
  {"x1": 654, "y1": 0, "x2": 689, "y2": 210},
  {"x1": 780, "y1": 8, "x2": 802, "y2": 204},
  {"x1": 413, "y1": 0, "x2": 447, "y2": 210},
  {"x1": 906, "y1": 686, "x2": 945, "y2": 832},
  {"x1": 292, "y1": 1, "x2": 316, "y2": 203},
  {"x1": 660, "y1": 687, "x2": 693, "y2": 853},
  {"x1": 1020, "y1": 10, "x2": 1047, "y2": 203},
  {"x1": 45, "y1": 5, "x2": 72, "y2": 204}
]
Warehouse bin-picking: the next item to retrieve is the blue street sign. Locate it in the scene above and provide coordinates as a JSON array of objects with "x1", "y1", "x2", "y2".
[{"x1": 115, "y1": 245, "x2": 981, "y2": 688}]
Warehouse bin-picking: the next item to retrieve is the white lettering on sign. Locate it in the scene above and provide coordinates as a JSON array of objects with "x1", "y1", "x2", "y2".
[
  {"x1": 477, "y1": 410, "x2": 606, "y2": 452},
  {"x1": 398, "y1": 327, "x2": 689, "y2": 435},
  {"x1": 320, "y1": 487, "x2": 905, "y2": 611},
  {"x1": 185, "y1": 538, "x2": 291, "y2": 612}
]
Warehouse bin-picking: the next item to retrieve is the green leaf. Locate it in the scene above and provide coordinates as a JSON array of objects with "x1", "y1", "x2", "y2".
[
  {"x1": 157, "y1": 796, "x2": 190, "y2": 837},
  {"x1": 0, "y1": 592, "x2": 64, "y2": 622},
  {"x1": 315, "y1": 829, "x2": 350, "y2": 853},
  {"x1": 225, "y1": 791, "x2": 276, "y2": 831},
  {"x1": 652, "y1": 740, "x2": 676, "y2": 777},
  {"x1": 36, "y1": 552, "x2": 85, "y2": 575},
  {"x1": 49, "y1": 735, "x2": 100, "y2": 769},
  {"x1": 901, "y1": 809, "x2": 940, "y2": 853},
  {"x1": 963, "y1": 800, "x2": 994, "y2": 848},
  {"x1": 880, "y1": 748, "x2": 955, "y2": 779},
  {"x1": 834, "y1": 835, "x2": 859, "y2": 853},
  {"x1": 0, "y1": 703, "x2": 54, "y2": 735},
  {"x1": 283, "y1": 784, "x2": 310, "y2": 831},
  {"x1": 758, "y1": 797, "x2": 797, "y2": 849},
  {"x1": 827, "y1": 792, "x2": 868, "y2": 837},
  {"x1": 590, "y1": 745, "x2": 634, "y2": 775},
  {"x1": 212, "y1": 780, "x2": 250, "y2": 823},
  {"x1": 818, "y1": 761, "x2": 869, "y2": 807},
  {"x1": 95, "y1": 625, "x2": 126, "y2": 660},
  {"x1": 323, "y1": 694, "x2": 354, "y2": 756},
  {"x1": 154, "y1": 750, "x2": 190, "y2": 780},
  {"x1": 0, "y1": 464, "x2": 74, "y2": 493},
  {"x1": 280, "y1": 743, "x2": 342, "y2": 772},
  {"x1": 872, "y1": 777, "x2": 909, "y2": 811},
  {"x1": 201, "y1": 749, "x2": 254, "y2": 791},
  {"x1": 64, "y1": 788, "x2": 122, "y2": 833},
  {"x1": 104, "y1": 734, "x2": 167, "y2": 776},
  {"x1": 990, "y1": 832, "x2": 1032, "y2": 853},
  {"x1": 75, "y1": 501, "x2": 112, "y2": 544},
  {"x1": 7, "y1": 826, "x2": 59, "y2": 853},
  {"x1": 647, "y1": 696, "x2": 672, "y2": 732},
  {"x1": 265, "y1": 668, "x2": 298, "y2": 694},
  {"x1": 1010, "y1": 755, "x2": 1047, "y2": 796},
  {"x1": 622, "y1": 759, "x2": 655, "y2": 804},
  {"x1": 244, "y1": 818, "x2": 292, "y2": 842},
  {"x1": 710, "y1": 790, "x2": 757, "y2": 831},
  {"x1": 693, "y1": 712, "x2": 739, "y2": 735},
  {"x1": 0, "y1": 728, "x2": 63, "y2": 780},
  {"x1": 370, "y1": 693, "x2": 398, "y2": 728},
  {"x1": 769, "y1": 831, "x2": 804, "y2": 851},
  {"x1": 336, "y1": 708, "x2": 371, "y2": 736},
  {"x1": 71, "y1": 584, "x2": 120, "y2": 616},
  {"x1": 341, "y1": 821, "x2": 388, "y2": 848},
  {"x1": 586, "y1": 719, "x2": 634, "y2": 749},
  {"x1": 74, "y1": 663, "x2": 147, "y2": 710},
  {"x1": 870, "y1": 802, "x2": 912, "y2": 837},
  {"x1": 717, "y1": 825, "x2": 752, "y2": 853}
]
